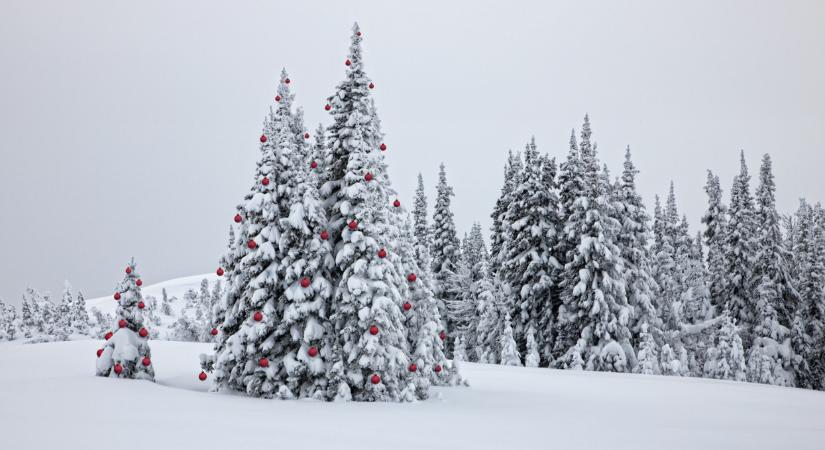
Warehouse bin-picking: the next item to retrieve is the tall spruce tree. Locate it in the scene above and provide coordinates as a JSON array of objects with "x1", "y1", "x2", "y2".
[
  {"x1": 412, "y1": 173, "x2": 433, "y2": 272},
  {"x1": 489, "y1": 150, "x2": 523, "y2": 275},
  {"x1": 702, "y1": 171, "x2": 728, "y2": 311},
  {"x1": 431, "y1": 162, "x2": 461, "y2": 351}
]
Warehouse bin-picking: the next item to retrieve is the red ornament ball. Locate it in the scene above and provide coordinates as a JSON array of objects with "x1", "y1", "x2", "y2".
[
  {"x1": 325, "y1": 104, "x2": 331, "y2": 111},
  {"x1": 234, "y1": 213, "x2": 243, "y2": 223},
  {"x1": 104, "y1": 331, "x2": 113, "y2": 340},
  {"x1": 434, "y1": 364, "x2": 442, "y2": 373},
  {"x1": 139, "y1": 328, "x2": 148, "y2": 338},
  {"x1": 275, "y1": 95, "x2": 281, "y2": 102},
  {"x1": 348, "y1": 220, "x2": 358, "y2": 231},
  {"x1": 368, "y1": 82, "x2": 374, "y2": 89},
  {"x1": 304, "y1": 132, "x2": 310, "y2": 139},
  {"x1": 369, "y1": 325, "x2": 379, "y2": 335},
  {"x1": 284, "y1": 78, "x2": 290, "y2": 84},
  {"x1": 439, "y1": 330, "x2": 447, "y2": 341},
  {"x1": 96, "y1": 348, "x2": 103, "y2": 358},
  {"x1": 210, "y1": 328, "x2": 218, "y2": 336},
  {"x1": 393, "y1": 199, "x2": 400, "y2": 208},
  {"x1": 380, "y1": 143, "x2": 387, "y2": 151},
  {"x1": 118, "y1": 319, "x2": 127, "y2": 328},
  {"x1": 113, "y1": 363, "x2": 123, "y2": 375},
  {"x1": 345, "y1": 59, "x2": 352, "y2": 66},
  {"x1": 300, "y1": 277, "x2": 311, "y2": 288},
  {"x1": 260, "y1": 134, "x2": 267, "y2": 143},
  {"x1": 113, "y1": 292, "x2": 121, "y2": 301},
  {"x1": 136, "y1": 279, "x2": 142, "y2": 287},
  {"x1": 377, "y1": 248, "x2": 387, "y2": 259},
  {"x1": 310, "y1": 160, "x2": 318, "y2": 169},
  {"x1": 403, "y1": 302, "x2": 412, "y2": 311},
  {"x1": 364, "y1": 172, "x2": 373, "y2": 182},
  {"x1": 308, "y1": 346, "x2": 318, "y2": 357},
  {"x1": 253, "y1": 311, "x2": 263, "y2": 322},
  {"x1": 356, "y1": 31, "x2": 362, "y2": 37},
  {"x1": 125, "y1": 266, "x2": 132, "y2": 274},
  {"x1": 408, "y1": 363, "x2": 417, "y2": 372},
  {"x1": 407, "y1": 273, "x2": 417, "y2": 282},
  {"x1": 320, "y1": 230, "x2": 329, "y2": 241},
  {"x1": 259, "y1": 358, "x2": 269, "y2": 368},
  {"x1": 370, "y1": 374, "x2": 381, "y2": 385},
  {"x1": 216, "y1": 267, "x2": 224, "y2": 277},
  {"x1": 142, "y1": 357, "x2": 151, "y2": 367},
  {"x1": 247, "y1": 239, "x2": 257, "y2": 249},
  {"x1": 261, "y1": 177, "x2": 270, "y2": 186},
  {"x1": 199, "y1": 371, "x2": 208, "y2": 381},
  {"x1": 137, "y1": 301, "x2": 145, "y2": 309}
]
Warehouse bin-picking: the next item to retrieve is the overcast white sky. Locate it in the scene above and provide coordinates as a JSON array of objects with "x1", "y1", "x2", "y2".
[{"x1": 1, "y1": 0, "x2": 824, "y2": 305}]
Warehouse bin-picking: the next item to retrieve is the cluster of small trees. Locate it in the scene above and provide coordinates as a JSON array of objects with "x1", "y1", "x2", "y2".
[
  {"x1": 432, "y1": 114, "x2": 824, "y2": 390},
  {"x1": 0, "y1": 282, "x2": 90, "y2": 342},
  {"x1": 169, "y1": 280, "x2": 223, "y2": 342}
]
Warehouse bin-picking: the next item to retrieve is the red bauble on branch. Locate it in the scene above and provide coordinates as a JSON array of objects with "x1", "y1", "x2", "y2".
[
  {"x1": 216, "y1": 267, "x2": 224, "y2": 276},
  {"x1": 348, "y1": 220, "x2": 358, "y2": 231},
  {"x1": 210, "y1": 328, "x2": 218, "y2": 336},
  {"x1": 253, "y1": 311, "x2": 263, "y2": 322},
  {"x1": 142, "y1": 357, "x2": 151, "y2": 367},
  {"x1": 369, "y1": 325, "x2": 379, "y2": 335},
  {"x1": 434, "y1": 364, "x2": 442, "y2": 373},
  {"x1": 324, "y1": 104, "x2": 331, "y2": 111},
  {"x1": 125, "y1": 267, "x2": 132, "y2": 274},
  {"x1": 118, "y1": 319, "x2": 127, "y2": 328},
  {"x1": 304, "y1": 132, "x2": 310, "y2": 139},
  {"x1": 300, "y1": 277, "x2": 311, "y2": 288},
  {"x1": 393, "y1": 199, "x2": 400, "y2": 208},
  {"x1": 137, "y1": 301, "x2": 145, "y2": 309},
  {"x1": 370, "y1": 374, "x2": 381, "y2": 385},
  {"x1": 308, "y1": 346, "x2": 318, "y2": 357},
  {"x1": 345, "y1": 59, "x2": 351, "y2": 66},
  {"x1": 199, "y1": 371, "x2": 208, "y2": 381},
  {"x1": 113, "y1": 292, "x2": 121, "y2": 301},
  {"x1": 364, "y1": 172, "x2": 373, "y2": 182},
  {"x1": 310, "y1": 161, "x2": 318, "y2": 169},
  {"x1": 275, "y1": 95, "x2": 281, "y2": 102},
  {"x1": 139, "y1": 328, "x2": 148, "y2": 338},
  {"x1": 247, "y1": 239, "x2": 257, "y2": 249},
  {"x1": 104, "y1": 331, "x2": 113, "y2": 340},
  {"x1": 136, "y1": 279, "x2": 143, "y2": 287},
  {"x1": 234, "y1": 213, "x2": 242, "y2": 223},
  {"x1": 320, "y1": 230, "x2": 329, "y2": 241},
  {"x1": 96, "y1": 348, "x2": 103, "y2": 358},
  {"x1": 260, "y1": 134, "x2": 267, "y2": 143},
  {"x1": 407, "y1": 273, "x2": 417, "y2": 282},
  {"x1": 259, "y1": 358, "x2": 269, "y2": 368},
  {"x1": 261, "y1": 177, "x2": 270, "y2": 186},
  {"x1": 408, "y1": 363, "x2": 417, "y2": 372},
  {"x1": 284, "y1": 78, "x2": 290, "y2": 84},
  {"x1": 113, "y1": 363, "x2": 123, "y2": 375},
  {"x1": 356, "y1": 31, "x2": 362, "y2": 37},
  {"x1": 403, "y1": 301, "x2": 412, "y2": 311},
  {"x1": 377, "y1": 248, "x2": 387, "y2": 259},
  {"x1": 439, "y1": 330, "x2": 447, "y2": 341},
  {"x1": 380, "y1": 143, "x2": 387, "y2": 151},
  {"x1": 368, "y1": 82, "x2": 374, "y2": 89}
]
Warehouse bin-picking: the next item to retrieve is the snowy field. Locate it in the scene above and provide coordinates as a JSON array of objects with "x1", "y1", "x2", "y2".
[{"x1": 1, "y1": 340, "x2": 824, "y2": 450}]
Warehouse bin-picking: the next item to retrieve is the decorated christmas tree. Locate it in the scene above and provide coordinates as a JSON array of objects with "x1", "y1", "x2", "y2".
[{"x1": 95, "y1": 259, "x2": 154, "y2": 381}]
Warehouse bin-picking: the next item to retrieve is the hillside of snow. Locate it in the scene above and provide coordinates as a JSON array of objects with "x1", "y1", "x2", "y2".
[{"x1": 1, "y1": 340, "x2": 824, "y2": 450}]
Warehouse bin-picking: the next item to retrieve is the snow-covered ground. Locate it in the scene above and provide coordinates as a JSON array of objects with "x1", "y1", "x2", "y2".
[{"x1": 1, "y1": 340, "x2": 824, "y2": 450}]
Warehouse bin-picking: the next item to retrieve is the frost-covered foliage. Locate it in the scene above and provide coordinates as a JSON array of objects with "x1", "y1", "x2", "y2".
[
  {"x1": 96, "y1": 259, "x2": 154, "y2": 381},
  {"x1": 704, "y1": 311, "x2": 747, "y2": 382},
  {"x1": 430, "y1": 162, "x2": 461, "y2": 353}
]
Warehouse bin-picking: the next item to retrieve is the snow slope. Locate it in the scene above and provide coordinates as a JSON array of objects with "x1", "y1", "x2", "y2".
[{"x1": 1, "y1": 340, "x2": 824, "y2": 450}]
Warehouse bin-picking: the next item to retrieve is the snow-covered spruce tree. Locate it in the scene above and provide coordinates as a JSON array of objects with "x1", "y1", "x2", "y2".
[
  {"x1": 745, "y1": 154, "x2": 797, "y2": 386},
  {"x1": 321, "y1": 24, "x2": 418, "y2": 401},
  {"x1": 463, "y1": 222, "x2": 489, "y2": 278},
  {"x1": 412, "y1": 173, "x2": 433, "y2": 272},
  {"x1": 0, "y1": 300, "x2": 18, "y2": 341},
  {"x1": 499, "y1": 138, "x2": 560, "y2": 366},
  {"x1": 614, "y1": 147, "x2": 659, "y2": 349},
  {"x1": 430, "y1": 162, "x2": 461, "y2": 351},
  {"x1": 552, "y1": 115, "x2": 632, "y2": 372},
  {"x1": 489, "y1": 150, "x2": 523, "y2": 275},
  {"x1": 634, "y1": 323, "x2": 660, "y2": 375},
  {"x1": 499, "y1": 311, "x2": 522, "y2": 366},
  {"x1": 96, "y1": 260, "x2": 154, "y2": 381},
  {"x1": 703, "y1": 310, "x2": 747, "y2": 382},
  {"x1": 702, "y1": 171, "x2": 728, "y2": 311},
  {"x1": 724, "y1": 152, "x2": 759, "y2": 347},
  {"x1": 790, "y1": 200, "x2": 825, "y2": 390}
]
